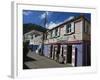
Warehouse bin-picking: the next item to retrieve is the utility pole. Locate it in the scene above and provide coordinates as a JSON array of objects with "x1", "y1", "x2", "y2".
[
  {"x1": 44, "y1": 11, "x2": 48, "y2": 28},
  {"x1": 41, "y1": 11, "x2": 48, "y2": 56}
]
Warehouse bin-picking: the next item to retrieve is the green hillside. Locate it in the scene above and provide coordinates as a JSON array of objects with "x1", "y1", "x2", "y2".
[{"x1": 23, "y1": 23, "x2": 48, "y2": 34}]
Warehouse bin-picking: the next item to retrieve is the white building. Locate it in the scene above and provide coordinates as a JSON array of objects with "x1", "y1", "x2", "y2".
[{"x1": 24, "y1": 30, "x2": 44, "y2": 54}]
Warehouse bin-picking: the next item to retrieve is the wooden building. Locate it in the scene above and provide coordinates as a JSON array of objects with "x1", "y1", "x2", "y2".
[{"x1": 43, "y1": 16, "x2": 91, "y2": 66}]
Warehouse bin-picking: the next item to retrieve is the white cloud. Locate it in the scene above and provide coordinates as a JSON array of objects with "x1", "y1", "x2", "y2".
[
  {"x1": 23, "y1": 11, "x2": 32, "y2": 16},
  {"x1": 47, "y1": 21, "x2": 61, "y2": 29},
  {"x1": 64, "y1": 16, "x2": 74, "y2": 22},
  {"x1": 40, "y1": 13, "x2": 45, "y2": 19},
  {"x1": 40, "y1": 12, "x2": 52, "y2": 19},
  {"x1": 47, "y1": 16, "x2": 74, "y2": 29}
]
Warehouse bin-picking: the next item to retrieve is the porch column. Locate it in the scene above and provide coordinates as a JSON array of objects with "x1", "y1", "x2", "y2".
[
  {"x1": 63, "y1": 45, "x2": 67, "y2": 64},
  {"x1": 51, "y1": 45, "x2": 54, "y2": 59},
  {"x1": 72, "y1": 45, "x2": 76, "y2": 66}
]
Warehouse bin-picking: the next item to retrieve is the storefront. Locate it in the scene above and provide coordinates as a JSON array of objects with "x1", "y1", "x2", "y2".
[{"x1": 43, "y1": 42, "x2": 90, "y2": 67}]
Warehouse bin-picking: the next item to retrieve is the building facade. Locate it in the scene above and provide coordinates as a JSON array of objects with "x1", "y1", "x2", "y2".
[
  {"x1": 43, "y1": 16, "x2": 91, "y2": 67},
  {"x1": 24, "y1": 30, "x2": 44, "y2": 55}
]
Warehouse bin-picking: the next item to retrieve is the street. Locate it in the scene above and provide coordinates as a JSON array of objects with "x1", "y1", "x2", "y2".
[{"x1": 24, "y1": 51, "x2": 72, "y2": 69}]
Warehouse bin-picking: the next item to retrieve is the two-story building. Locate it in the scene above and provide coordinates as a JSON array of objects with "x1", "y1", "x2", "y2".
[
  {"x1": 43, "y1": 16, "x2": 91, "y2": 67},
  {"x1": 24, "y1": 30, "x2": 44, "y2": 55}
]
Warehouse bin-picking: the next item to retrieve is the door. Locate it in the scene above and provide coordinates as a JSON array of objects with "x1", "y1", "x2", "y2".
[
  {"x1": 83, "y1": 44, "x2": 91, "y2": 66},
  {"x1": 52, "y1": 45, "x2": 55, "y2": 60},
  {"x1": 49, "y1": 45, "x2": 53, "y2": 58},
  {"x1": 87, "y1": 45, "x2": 91, "y2": 66},
  {"x1": 75, "y1": 48, "x2": 77, "y2": 66},
  {"x1": 72, "y1": 46, "x2": 77, "y2": 66},
  {"x1": 67, "y1": 45, "x2": 72, "y2": 63}
]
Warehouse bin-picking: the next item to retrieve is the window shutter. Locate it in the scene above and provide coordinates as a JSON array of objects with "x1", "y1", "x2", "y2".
[
  {"x1": 71, "y1": 22, "x2": 74, "y2": 33},
  {"x1": 64, "y1": 25, "x2": 66, "y2": 34},
  {"x1": 52, "y1": 30, "x2": 55, "y2": 37},
  {"x1": 57, "y1": 28, "x2": 60, "y2": 36}
]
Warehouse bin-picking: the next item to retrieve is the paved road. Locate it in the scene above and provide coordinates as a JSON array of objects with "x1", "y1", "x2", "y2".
[{"x1": 24, "y1": 51, "x2": 72, "y2": 69}]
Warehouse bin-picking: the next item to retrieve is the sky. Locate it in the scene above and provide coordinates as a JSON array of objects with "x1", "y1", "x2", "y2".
[{"x1": 23, "y1": 10, "x2": 91, "y2": 29}]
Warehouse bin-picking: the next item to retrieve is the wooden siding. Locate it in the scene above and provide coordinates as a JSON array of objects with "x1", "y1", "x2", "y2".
[
  {"x1": 83, "y1": 20, "x2": 90, "y2": 40},
  {"x1": 44, "y1": 19, "x2": 83, "y2": 44}
]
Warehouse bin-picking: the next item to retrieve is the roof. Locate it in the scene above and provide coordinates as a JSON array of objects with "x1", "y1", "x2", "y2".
[
  {"x1": 47, "y1": 15, "x2": 90, "y2": 31},
  {"x1": 24, "y1": 29, "x2": 43, "y2": 35}
]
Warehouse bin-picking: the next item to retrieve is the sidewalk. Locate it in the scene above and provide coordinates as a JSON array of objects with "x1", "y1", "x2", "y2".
[{"x1": 24, "y1": 51, "x2": 72, "y2": 69}]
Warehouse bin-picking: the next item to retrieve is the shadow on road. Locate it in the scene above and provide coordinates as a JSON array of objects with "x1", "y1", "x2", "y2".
[
  {"x1": 23, "y1": 53, "x2": 36, "y2": 69},
  {"x1": 23, "y1": 41, "x2": 36, "y2": 69}
]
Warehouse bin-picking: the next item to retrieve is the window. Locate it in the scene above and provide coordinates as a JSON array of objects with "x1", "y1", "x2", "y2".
[
  {"x1": 55, "y1": 28, "x2": 58, "y2": 36},
  {"x1": 66, "y1": 24, "x2": 71, "y2": 33},
  {"x1": 54, "y1": 28, "x2": 60, "y2": 37},
  {"x1": 65, "y1": 23, "x2": 74, "y2": 34}
]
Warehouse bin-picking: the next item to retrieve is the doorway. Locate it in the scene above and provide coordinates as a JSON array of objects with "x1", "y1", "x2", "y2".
[
  {"x1": 75, "y1": 48, "x2": 77, "y2": 66},
  {"x1": 67, "y1": 45, "x2": 72, "y2": 63}
]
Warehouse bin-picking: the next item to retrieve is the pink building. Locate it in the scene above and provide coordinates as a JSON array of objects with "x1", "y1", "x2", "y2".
[{"x1": 43, "y1": 15, "x2": 91, "y2": 67}]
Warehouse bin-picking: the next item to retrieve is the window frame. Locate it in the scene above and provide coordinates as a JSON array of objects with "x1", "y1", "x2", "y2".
[{"x1": 64, "y1": 22, "x2": 75, "y2": 35}]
